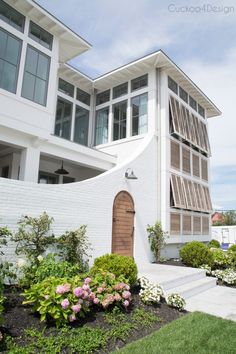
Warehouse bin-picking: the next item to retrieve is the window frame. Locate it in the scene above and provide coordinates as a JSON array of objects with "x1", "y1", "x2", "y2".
[
  {"x1": 113, "y1": 82, "x2": 128, "y2": 99},
  {"x1": 113, "y1": 100, "x2": 127, "y2": 141},
  {"x1": 94, "y1": 106, "x2": 109, "y2": 145},
  {"x1": 131, "y1": 74, "x2": 148, "y2": 92},
  {"x1": 131, "y1": 92, "x2": 148, "y2": 136},
  {"x1": 29, "y1": 21, "x2": 53, "y2": 50},
  {"x1": 54, "y1": 96, "x2": 73, "y2": 140},
  {"x1": 0, "y1": 0, "x2": 25, "y2": 32}
]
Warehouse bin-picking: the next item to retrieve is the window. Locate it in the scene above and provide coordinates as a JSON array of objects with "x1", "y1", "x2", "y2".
[
  {"x1": 95, "y1": 107, "x2": 109, "y2": 145},
  {"x1": 0, "y1": 0, "x2": 25, "y2": 32},
  {"x1": 58, "y1": 78, "x2": 74, "y2": 97},
  {"x1": 29, "y1": 21, "x2": 53, "y2": 50},
  {"x1": 74, "y1": 105, "x2": 89, "y2": 146},
  {"x1": 22, "y1": 46, "x2": 50, "y2": 106},
  {"x1": 131, "y1": 74, "x2": 148, "y2": 92},
  {"x1": 198, "y1": 104, "x2": 205, "y2": 118},
  {"x1": 77, "y1": 87, "x2": 90, "y2": 106},
  {"x1": 170, "y1": 213, "x2": 181, "y2": 235},
  {"x1": 1, "y1": 165, "x2": 9, "y2": 178},
  {"x1": 182, "y1": 148, "x2": 191, "y2": 174},
  {"x1": 193, "y1": 216, "x2": 201, "y2": 235},
  {"x1": 179, "y1": 86, "x2": 188, "y2": 103},
  {"x1": 39, "y1": 172, "x2": 58, "y2": 184},
  {"x1": 131, "y1": 93, "x2": 148, "y2": 136},
  {"x1": 168, "y1": 76, "x2": 178, "y2": 94},
  {"x1": 113, "y1": 82, "x2": 128, "y2": 99},
  {"x1": 183, "y1": 214, "x2": 192, "y2": 235},
  {"x1": 171, "y1": 140, "x2": 180, "y2": 170},
  {"x1": 201, "y1": 159, "x2": 208, "y2": 181},
  {"x1": 96, "y1": 90, "x2": 110, "y2": 105},
  {"x1": 113, "y1": 101, "x2": 127, "y2": 141},
  {"x1": 54, "y1": 97, "x2": 72, "y2": 140},
  {"x1": 192, "y1": 154, "x2": 200, "y2": 178},
  {"x1": 0, "y1": 29, "x2": 22, "y2": 93},
  {"x1": 189, "y1": 96, "x2": 197, "y2": 111}
]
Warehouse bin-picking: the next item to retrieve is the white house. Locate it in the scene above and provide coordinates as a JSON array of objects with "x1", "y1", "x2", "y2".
[{"x1": 0, "y1": 0, "x2": 221, "y2": 263}]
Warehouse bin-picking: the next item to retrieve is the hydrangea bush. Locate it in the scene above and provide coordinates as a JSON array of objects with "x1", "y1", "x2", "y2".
[
  {"x1": 166, "y1": 293, "x2": 186, "y2": 310},
  {"x1": 139, "y1": 277, "x2": 163, "y2": 304}
]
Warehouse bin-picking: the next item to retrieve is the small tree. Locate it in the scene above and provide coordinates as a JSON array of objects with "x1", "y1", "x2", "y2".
[
  {"x1": 11, "y1": 212, "x2": 55, "y2": 265},
  {"x1": 147, "y1": 222, "x2": 166, "y2": 262},
  {"x1": 57, "y1": 225, "x2": 91, "y2": 271}
]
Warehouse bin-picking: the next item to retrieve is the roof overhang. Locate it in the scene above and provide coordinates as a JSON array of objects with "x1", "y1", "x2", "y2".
[
  {"x1": 6, "y1": 0, "x2": 91, "y2": 63},
  {"x1": 93, "y1": 50, "x2": 221, "y2": 118},
  {"x1": 58, "y1": 64, "x2": 93, "y2": 93}
]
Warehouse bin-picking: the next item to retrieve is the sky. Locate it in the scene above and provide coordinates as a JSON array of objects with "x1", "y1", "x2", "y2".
[{"x1": 37, "y1": 0, "x2": 236, "y2": 210}]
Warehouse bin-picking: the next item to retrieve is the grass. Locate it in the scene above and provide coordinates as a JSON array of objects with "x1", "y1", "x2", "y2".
[{"x1": 113, "y1": 312, "x2": 236, "y2": 354}]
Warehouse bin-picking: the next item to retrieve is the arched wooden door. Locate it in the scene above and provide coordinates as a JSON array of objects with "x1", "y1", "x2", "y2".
[{"x1": 112, "y1": 191, "x2": 135, "y2": 257}]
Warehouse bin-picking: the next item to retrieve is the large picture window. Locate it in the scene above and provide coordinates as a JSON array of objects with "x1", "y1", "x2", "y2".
[
  {"x1": 95, "y1": 107, "x2": 109, "y2": 145},
  {"x1": 22, "y1": 46, "x2": 50, "y2": 106},
  {"x1": 0, "y1": 29, "x2": 22, "y2": 93},
  {"x1": 54, "y1": 97, "x2": 72, "y2": 140},
  {"x1": 74, "y1": 106, "x2": 89, "y2": 146},
  {"x1": 113, "y1": 101, "x2": 127, "y2": 141},
  {"x1": 131, "y1": 93, "x2": 148, "y2": 136}
]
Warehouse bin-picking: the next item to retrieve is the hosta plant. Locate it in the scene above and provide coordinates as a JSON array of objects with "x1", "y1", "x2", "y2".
[
  {"x1": 139, "y1": 277, "x2": 163, "y2": 304},
  {"x1": 166, "y1": 293, "x2": 186, "y2": 311}
]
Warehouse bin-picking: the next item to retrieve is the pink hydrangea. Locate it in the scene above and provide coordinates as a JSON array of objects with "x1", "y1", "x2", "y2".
[
  {"x1": 82, "y1": 291, "x2": 89, "y2": 299},
  {"x1": 69, "y1": 313, "x2": 76, "y2": 322},
  {"x1": 61, "y1": 298, "x2": 70, "y2": 309},
  {"x1": 71, "y1": 304, "x2": 81, "y2": 313},
  {"x1": 114, "y1": 293, "x2": 122, "y2": 301},
  {"x1": 113, "y1": 282, "x2": 127, "y2": 291},
  {"x1": 78, "y1": 299, "x2": 83, "y2": 304},
  {"x1": 56, "y1": 283, "x2": 71, "y2": 295},
  {"x1": 125, "y1": 284, "x2": 130, "y2": 291},
  {"x1": 82, "y1": 284, "x2": 90, "y2": 291},
  {"x1": 93, "y1": 297, "x2": 100, "y2": 305},
  {"x1": 73, "y1": 287, "x2": 83, "y2": 297},
  {"x1": 123, "y1": 300, "x2": 129, "y2": 307},
  {"x1": 122, "y1": 291, "x2": 131, "y2": 300},
  {"x1": 89, "y1": 292, "x2": 95, "y2": 300},
  {"x1": 84, "y1": 277, "x2": 91, "y2": 284},
  {"x1": 97, "y1": 287, "x2": 104, "y2": 294}
]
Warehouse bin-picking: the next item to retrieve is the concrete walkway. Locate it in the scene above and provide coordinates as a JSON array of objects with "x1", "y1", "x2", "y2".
[{"x1": 138, "y1": 263, "x2": 236, "y2": 321}]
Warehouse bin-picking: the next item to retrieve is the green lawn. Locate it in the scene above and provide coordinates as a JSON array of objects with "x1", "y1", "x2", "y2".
[{"x1": 113, "y1": 312, "x2": 236, "y2": 354}]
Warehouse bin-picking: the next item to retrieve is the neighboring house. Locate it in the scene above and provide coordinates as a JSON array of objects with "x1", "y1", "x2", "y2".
[
  {"x1": 0, "y1": 0, "x2": 221, "y2": 263},
  {"x1": 212, "y1": 212, "x2": 224, "y2": 225}
]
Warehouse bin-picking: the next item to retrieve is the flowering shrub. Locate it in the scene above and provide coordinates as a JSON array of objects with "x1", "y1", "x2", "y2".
[
  {"x1": 211, "y1": 268, "x2": 236, "y2": 285},
  {"x1": 23, "y1": 272, "x2": 131, "y2": 326},
  {"x1": 166, "y1": 293, "x2": 186, "y2": 311},
  {"x1": 211, "y1": 249, "x2": 228, "y2": 267},
  {"x1": 139, "y1": 277, "x2": 163, "y2": 304},
  {"x1": 200, "y1": 264, "x2": 212, "y2": 275}
]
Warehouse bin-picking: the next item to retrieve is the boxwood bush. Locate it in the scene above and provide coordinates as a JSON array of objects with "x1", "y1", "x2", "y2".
[
  {"x1": 180, "y1": 241, "x2": 213, "y2": 268},
  {"x1": 228, "y1": 244, "x2": 236, "y2": 253},
  {"x1": 90, "y1": 254, "x2": 138, "y2": 285},
  {"x1": 208, "y1": 239, "x2": 220, "y2": 249}
]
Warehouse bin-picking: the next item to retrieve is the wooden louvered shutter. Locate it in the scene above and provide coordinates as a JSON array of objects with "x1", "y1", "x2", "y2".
[
  {"x1": 182, "y1": 148, "x2": 191, "y2": 174},
  {"x1": 201, "y1": 123, "x2": 211, "y2": 154},
  {"x1": 203, "y1": 186, "x2": 212, "y2": 212},
  {"x1": 193, "y1": 216, "x2": 201, "y2": 235},
  {"x1": 183, "y1": 178, "x2": 192, "y2": 209},
  {"x1": 175, "y1": 100, "x2": 184, "y2": 137},
  {"x1": 171, "y1": 141, "x2": 180, "y2": 170},
  {"x1": 188, "y1": 180, "x2": 197, "y2": 210},
  {"x1": 189, "y1": 113, "x2": 197, "y2": 145},
  {"x1": 201, "y1": 159, "x2": 208, "y2": 181},
  {"x1": 183, "y1": 214, "x2": 192, "y2": 235},
  {"x1": 197, "y1": 118, "x2": 205, "y2": 151},
  {"x1": 170, "y1": 96, "x2": 180, "y2": 135},
  {"x1": 170, "y1": 213, "x2": 181, "y2": 235},
  {"x1": 193, "y1": 182, "x2": 201, "y2": 211},
  {"x1": 197, "y1": 183, "x2": 205, "y2": 211},
  {"x1": 182, "y1": 106, "x2": 191, "y2": 141},
  {"x1": 193, "y1": 115, "x2": 201, "y2": 147},
  {"x1": 170, "y1": 174, "x2": 186, "y2": 208},
  {"x1": 192, "y1": 154, "x2": 200, "y2": 178},
  {"x1": 200, "y1": 185, "x2": 208, "y2": 212},
  {"x1": 202, "y1": 216, "x2": 210, "y2": 235}
]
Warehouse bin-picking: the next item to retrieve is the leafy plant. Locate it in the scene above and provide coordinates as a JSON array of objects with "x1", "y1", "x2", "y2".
[
  {"x1": 0, "y1": 226, "x2": 16, "y2": 285},
  {"x1": 57, "y1": 225, "x2": 91, "y2": 270},
  {"x1": 131, "y1": 307, "x2": 160, "y2": 327},
  {"x1": 228, "y1": 244, "x2": 236, "y2": 253},
  {"x1": 211, "y1": 249, "x2": 228, "y2": 268},
  {"x1": 11, "y1": 212, "x2": 55, "y2": 266},
  {"x1": 208, "y1": 239, "x2": 220, "y2": 248},
  {"x1": 90, "y1": 253, "x2": 138, "y2": 286},
  {"x1": 166, "y1": 293, "x2": 186, "y2": 310},
  {"x1": 180, "y1": 241, "x2": 213, "y2": 268},
  {"x1": 147, "y1": 222, "x2": 166, "y2": 262}
]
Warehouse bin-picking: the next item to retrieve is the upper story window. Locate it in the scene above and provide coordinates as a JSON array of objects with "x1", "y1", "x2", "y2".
[
  {"x1": 168, "y1": 76, "x2": 178, "y2": 94},
  {"x1": 131, "y1": 74, "x2": 148, "y2": 92},
  {"x1": 189, "y1": 96, "x2": 197, "y2": 111},
  {"x1": 74, "y1": 105, "x2": 89, "y2": 146},
  {"x1": 198, "y1": 104, "x2": 205, "y2": 118},
  {"x1": 0, "y1": 28, "x2": 22, "y2": 93},
  {"x1": 179, "y1": 86, "x2": 188, "y2": 103},
  {"x1": 95, "y1": 107, "x2": 109, "y2": 145},
  {"x1": 96, "y1": 89, "x2": 110, "y2": 106},
  {"x1": 29, "y1": 21, "x2": 53, "y2": 50},
  {"x1": 131, "y1": 93, "x2": 148, "y2": 136},
  {"x1": 21, "y1": 45, "x2": 50, "y2": 106},
  {"x1": 54, "y1": 97, "x2": 72, "y2": 140},
  {"x1": 58, "y1": 78, "x2": 74, "y2": 97},
  {"x1": 77, "y1": 87, "x2": 90, "y2": 106},
  {"x1": 113, "y1": 82, "x2": 128, "y2": 99},
  {"x1": 0, "y1": 0, "x2": 25, "y2": 32},
  {"x1": 113, "y1": 100, "x2": 127, "y2": 141}
]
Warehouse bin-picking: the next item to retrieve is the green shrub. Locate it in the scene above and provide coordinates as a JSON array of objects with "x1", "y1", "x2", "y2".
[
  {"x1": 180, "y1": 241, "x2": 213, "y2": 268},
  {"x1": 211, "y1": 249, "x2": 228, "y2": 268},
  {"x1": 227, "y1": 251, "x2": 236, "y2": 268},
  {"x1": 208, "y1": 239, "x2": 220, "y2": 248},
  {"x1": 90, "y1": 254, "x2": 138, "y2": 285},
  {"x1": 228, "y1": 244, "x2": 236, "y2": 252},
  {"x1": 147, "y1": 222, "x2": 166, "y2": 262}
]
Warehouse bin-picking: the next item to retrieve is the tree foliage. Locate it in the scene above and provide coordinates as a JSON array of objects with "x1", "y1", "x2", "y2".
[{"x1": 147, "y1": 222, "x2": 166, "y2": 262}]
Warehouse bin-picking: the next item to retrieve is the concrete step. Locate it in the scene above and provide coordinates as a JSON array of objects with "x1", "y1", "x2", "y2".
[
  {"x1": 159, "y1": 268, "x2": 206, "y2": 292},
  {"x1": 165, "y1": 276, "x2": 217, "y2": 299}
]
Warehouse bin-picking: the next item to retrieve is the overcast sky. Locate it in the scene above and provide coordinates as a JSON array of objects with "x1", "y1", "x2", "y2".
[{"x1": 37, "y1": 0, "x2": 236, "y2": 210}]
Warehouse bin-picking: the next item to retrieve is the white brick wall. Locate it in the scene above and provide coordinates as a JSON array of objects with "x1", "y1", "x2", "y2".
[{"x1": 0, "y1": 135, "x2": 158, "y2": 266}]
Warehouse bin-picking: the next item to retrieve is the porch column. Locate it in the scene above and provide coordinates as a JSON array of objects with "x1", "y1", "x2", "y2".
[{"x1": 19, "y1": 147, "x2": 40, "y2": 182}]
